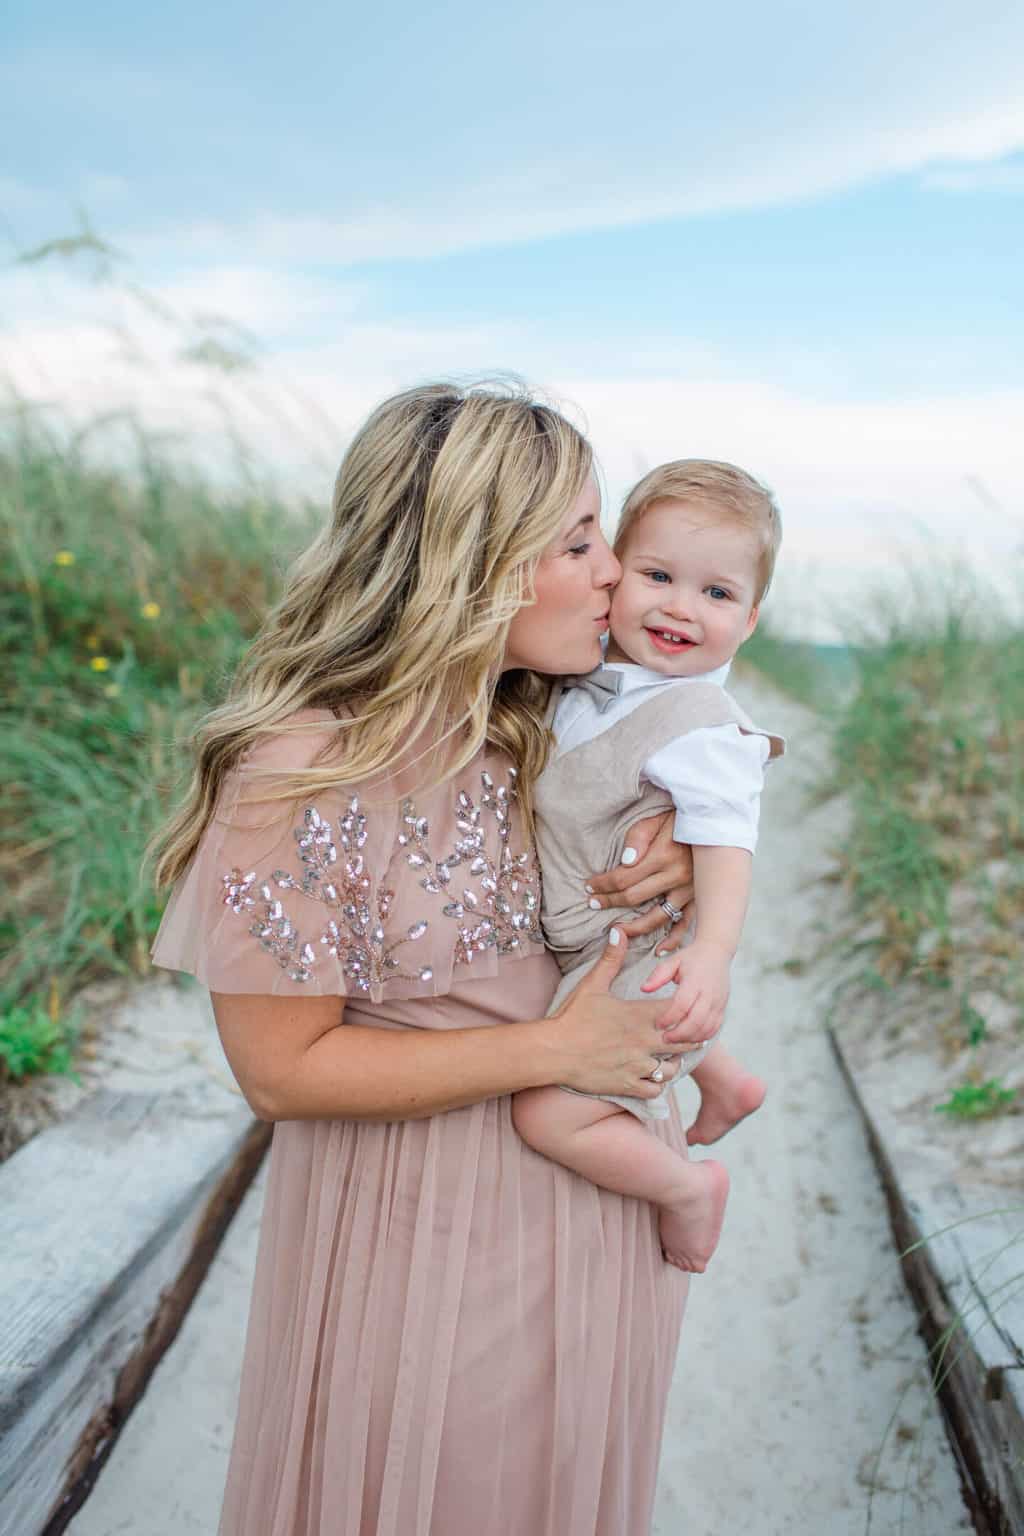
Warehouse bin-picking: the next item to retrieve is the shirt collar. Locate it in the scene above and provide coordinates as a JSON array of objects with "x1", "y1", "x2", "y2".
[{"x1": 602, "y1": 656, "x2": 732, "y2": 689}]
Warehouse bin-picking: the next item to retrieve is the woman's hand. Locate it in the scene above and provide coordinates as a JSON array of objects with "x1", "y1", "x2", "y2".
[
  {"x1": 584, "y1": 812, "x2": 695, "y2": 955},
  {"x1": 549, "y1": 928, "x2": 702, "y2": 1100}
]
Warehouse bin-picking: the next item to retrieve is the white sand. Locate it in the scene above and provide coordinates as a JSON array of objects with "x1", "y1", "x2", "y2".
[
  {"x1": 71, "y1": 678, "x2": 973, "y2": 1535},
  {"x1": 653, "y1": 678, "x2": 972, "y2": 1534}
]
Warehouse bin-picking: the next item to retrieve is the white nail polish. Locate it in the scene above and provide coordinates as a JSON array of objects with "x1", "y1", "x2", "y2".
[
  {"x1": 588, "y1": 897, "x2": 601, "y2": 910},
  {"x1": 620, "y1": 847, "x2": 638, "y2": 866},
  {"x1": 608, "y1": 927, "x2": 621, "y2": 945},
  {"x1": 656, "y1": 949, "x2": 667, "y2": 957},
  {"x1": 584, "y1": 883, "x2": 594, "y2": 894}
]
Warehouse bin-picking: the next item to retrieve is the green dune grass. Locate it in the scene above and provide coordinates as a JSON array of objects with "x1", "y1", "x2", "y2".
[
  {"x1": 0, "y1": 414, "x2": 322, "y2": 1062},
  {"x1": 825, "y1": 576, "x2": 1023, "y2": 1117},
  {"x1": 2, "y1": 401, "x2": 1020, "y2": 1118}
]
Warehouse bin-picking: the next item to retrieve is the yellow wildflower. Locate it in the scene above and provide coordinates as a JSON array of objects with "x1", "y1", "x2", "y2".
[
  {"x1": 90, "y1": 656, "x2": 111, "y2": 672},
  {"x1": 140, "y1": 601, "x2": 161, "y2": 620},
  {"x1": 54, "y1": 550, "x2": 76, "y2": 567}
]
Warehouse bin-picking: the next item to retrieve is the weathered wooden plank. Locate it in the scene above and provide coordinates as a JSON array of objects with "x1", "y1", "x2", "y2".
[
  {"x1": 830, "y1": 1024, "x2": 1024, "y2": 1536},
  {"x1": 0, "y1": 1083, "x2": 269, "y2": 1536}
]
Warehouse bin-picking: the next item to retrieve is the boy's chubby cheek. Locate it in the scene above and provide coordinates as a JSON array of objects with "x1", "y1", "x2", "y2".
[{"x1": 607, "y1": 589, "x2": 627, "y2": 625}]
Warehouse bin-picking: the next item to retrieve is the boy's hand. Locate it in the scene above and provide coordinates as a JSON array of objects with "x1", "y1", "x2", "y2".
[{"x1": 641, "y1": 940, "x2": 732, "y2": 1042}]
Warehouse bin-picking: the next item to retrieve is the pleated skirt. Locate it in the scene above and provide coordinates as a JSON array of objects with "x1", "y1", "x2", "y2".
[{"x1": 219, "y1": 1025, "x2": 689, "y2": 1536}]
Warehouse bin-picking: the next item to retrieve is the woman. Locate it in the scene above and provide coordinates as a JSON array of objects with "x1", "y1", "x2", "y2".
[{"x1": 149, "y1": 381, "x2": 700, "y2": 1536}]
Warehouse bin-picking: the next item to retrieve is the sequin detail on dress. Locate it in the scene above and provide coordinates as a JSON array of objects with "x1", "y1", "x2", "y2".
[
  {"x1": 221, "y1": 799, "x2": 433, "y2": 989},
  {"x1": 398, "y1": 767, "x2": 542, "y2": 965}
]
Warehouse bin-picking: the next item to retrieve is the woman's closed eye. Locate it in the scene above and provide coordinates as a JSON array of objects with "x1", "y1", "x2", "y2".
[{"x1": 567, "y1": 541, "x2": 592, "y2": 557}]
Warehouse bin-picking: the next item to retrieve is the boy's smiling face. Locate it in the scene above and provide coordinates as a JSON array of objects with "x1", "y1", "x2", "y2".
[{"x1": 604, "y1": 498, "x2": 761, "y2": 676}]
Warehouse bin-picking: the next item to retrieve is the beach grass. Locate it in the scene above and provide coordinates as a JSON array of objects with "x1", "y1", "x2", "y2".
[
  {"x1": 0, "y1": 392, "x2": 827, "y2": 1061},
  {"x1": 831, "y1": 583, "x2": 1024, "y2": 966},
  {"x1": 0, "y1": 412, "x2": 322, "y2": 1052},
  {"x1": 2, "y1": 357, "x2": 1020, "y2": 1111},
  {"x1": 825, "y1": 568, "x2": 1023, "y2": 1113},
  {"x1": 736, "y1": 625, "x2": 846, "y2": 710}
]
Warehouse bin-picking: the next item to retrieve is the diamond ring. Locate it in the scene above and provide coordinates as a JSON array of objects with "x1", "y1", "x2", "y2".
[{"x1": 659, "y1": 898, "x2": 684, "y2": 924}]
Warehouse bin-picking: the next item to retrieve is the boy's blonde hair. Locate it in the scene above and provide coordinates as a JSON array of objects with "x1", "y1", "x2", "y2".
[{"x1": 615, "y1": 459, "x2": 782, "y2": 603}]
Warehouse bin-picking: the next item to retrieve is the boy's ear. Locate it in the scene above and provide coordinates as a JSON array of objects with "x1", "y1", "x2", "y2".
[{"x1": 743, "y1": 603, "x2": 760, "y2": 641}]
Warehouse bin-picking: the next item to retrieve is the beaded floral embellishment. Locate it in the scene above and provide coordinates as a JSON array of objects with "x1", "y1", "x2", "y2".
[
  {"x1": 220, "y1": 768, "x2": 541, "y2": 988},
  {"x1": 397, "y1": 767, "x2": 542, "y2": 965},
  {"x1": 221, "y1": 798, "x2": 433, "y2": 990}
]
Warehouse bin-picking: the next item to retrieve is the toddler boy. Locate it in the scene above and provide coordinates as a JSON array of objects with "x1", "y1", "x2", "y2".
[{"x1": 512, "y1": 460, "x2": 784, "y2": 1272}]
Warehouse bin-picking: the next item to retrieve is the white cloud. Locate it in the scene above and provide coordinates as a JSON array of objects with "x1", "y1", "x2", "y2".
[
  {"x1": 10, "y1": 6, "x2": 1017, "y2": 267},
  {"x1": 4, "y1": 6, "x2": 1021, "y2": 644},
  {"x1": 922, "y1": 158, "x2": 1024, "y2": 193},
  {"x1": 148, "y1": 267, "x2": 368, "y2": 338},
  {"x1": 132, "y1": 96, "x2": 1024, "y2": 269},
  {"x1": 4, "y1": 261, "x2": 1021, "y2": 641},
  {"x1": 105, "y1": 5, "x2": 1024, "y2": 264},
  {"x1": 0, "y1": 265, "x2": 515, "y2": 481},
  {"x1": 563, "y1": 376, "x2": 1024, "y2": 638}
]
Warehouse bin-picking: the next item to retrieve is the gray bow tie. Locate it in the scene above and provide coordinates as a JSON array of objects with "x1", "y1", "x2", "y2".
[{"x1": 565, "y1": 666, "x2": 625, "y2": 713}]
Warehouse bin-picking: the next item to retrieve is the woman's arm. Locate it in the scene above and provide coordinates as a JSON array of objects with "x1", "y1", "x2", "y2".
[
  {"x1": 214, "y1": 993, "x2": 561, "y2": 1123},
  {"x1": 583, "y1": 811, "x2": 695, "y2": 950},
  {"x1": 213, "y1": 930, "x2": 692, "y2": 1123}
]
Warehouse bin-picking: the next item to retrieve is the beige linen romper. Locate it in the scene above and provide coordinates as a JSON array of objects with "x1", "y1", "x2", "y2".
[{"x1": 535, "y1": 677, "x2": 785, "y2": 1121}]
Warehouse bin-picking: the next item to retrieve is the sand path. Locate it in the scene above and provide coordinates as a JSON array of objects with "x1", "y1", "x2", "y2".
[{"x1": 71, "y1": 678, "x2": 973, "y2": 1536}]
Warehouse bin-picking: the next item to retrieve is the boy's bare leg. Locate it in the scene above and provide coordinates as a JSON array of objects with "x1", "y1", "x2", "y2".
[
  {"x1": 512, "y1": 1084, "x2": 729, "y2": 1273},
  {"x1": 686, "y1": 1041, "x2": 766, "y2": 1146}
]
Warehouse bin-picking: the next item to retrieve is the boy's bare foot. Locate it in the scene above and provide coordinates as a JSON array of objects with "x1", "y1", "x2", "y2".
[
  {"x1": 685, "y1": 1071, "x2": 766, "y2": 1146},
  {"x1": 658, "y1": 1160, "x2": 730, "y2": 1273}
]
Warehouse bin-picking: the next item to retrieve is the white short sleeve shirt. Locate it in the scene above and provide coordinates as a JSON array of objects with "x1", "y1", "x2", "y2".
[{"x1": 551, "y1": 659, "x2": 771, "y2": 854}]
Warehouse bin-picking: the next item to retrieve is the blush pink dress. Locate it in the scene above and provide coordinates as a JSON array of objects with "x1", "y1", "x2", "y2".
[{"x1": 150, "y1": 709, "x2": 689, "y2": 1536}]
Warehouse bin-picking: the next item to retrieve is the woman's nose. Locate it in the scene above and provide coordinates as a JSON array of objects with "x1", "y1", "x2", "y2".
[{"x1": 596, "y1": 544, "x2": 621, "y2": 589}]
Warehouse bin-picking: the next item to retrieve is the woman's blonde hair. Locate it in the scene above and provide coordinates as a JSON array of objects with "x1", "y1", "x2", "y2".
[
  {"x1": 615, "y1": 459, "x2": 782, "y2": 602},
  {"x1": 149, "y1": 380, "x2": 592, "y2": 889}
]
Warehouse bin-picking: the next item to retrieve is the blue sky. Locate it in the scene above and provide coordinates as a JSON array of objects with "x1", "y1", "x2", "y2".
[{"x1": 3, "y1": 0, "x2": 1023, "y2": 637}]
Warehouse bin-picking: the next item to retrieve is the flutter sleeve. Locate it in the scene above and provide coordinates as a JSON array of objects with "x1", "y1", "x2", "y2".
[{"x1": 149, "y1": 710, "x2": 436, "y2": 1000}]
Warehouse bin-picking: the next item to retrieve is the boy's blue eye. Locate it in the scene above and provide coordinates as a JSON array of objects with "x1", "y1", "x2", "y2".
[
  {"x1": 706, "y1": 586, "x2": 731, "y2": 600},
  {"x1": 645, "y1": 570, "x2": 670, "y2": 583}
]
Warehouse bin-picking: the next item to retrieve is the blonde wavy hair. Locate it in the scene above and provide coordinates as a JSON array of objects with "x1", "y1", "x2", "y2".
[{"x1": 149, "y1": 380, "x2": 593, "y2": 890}]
